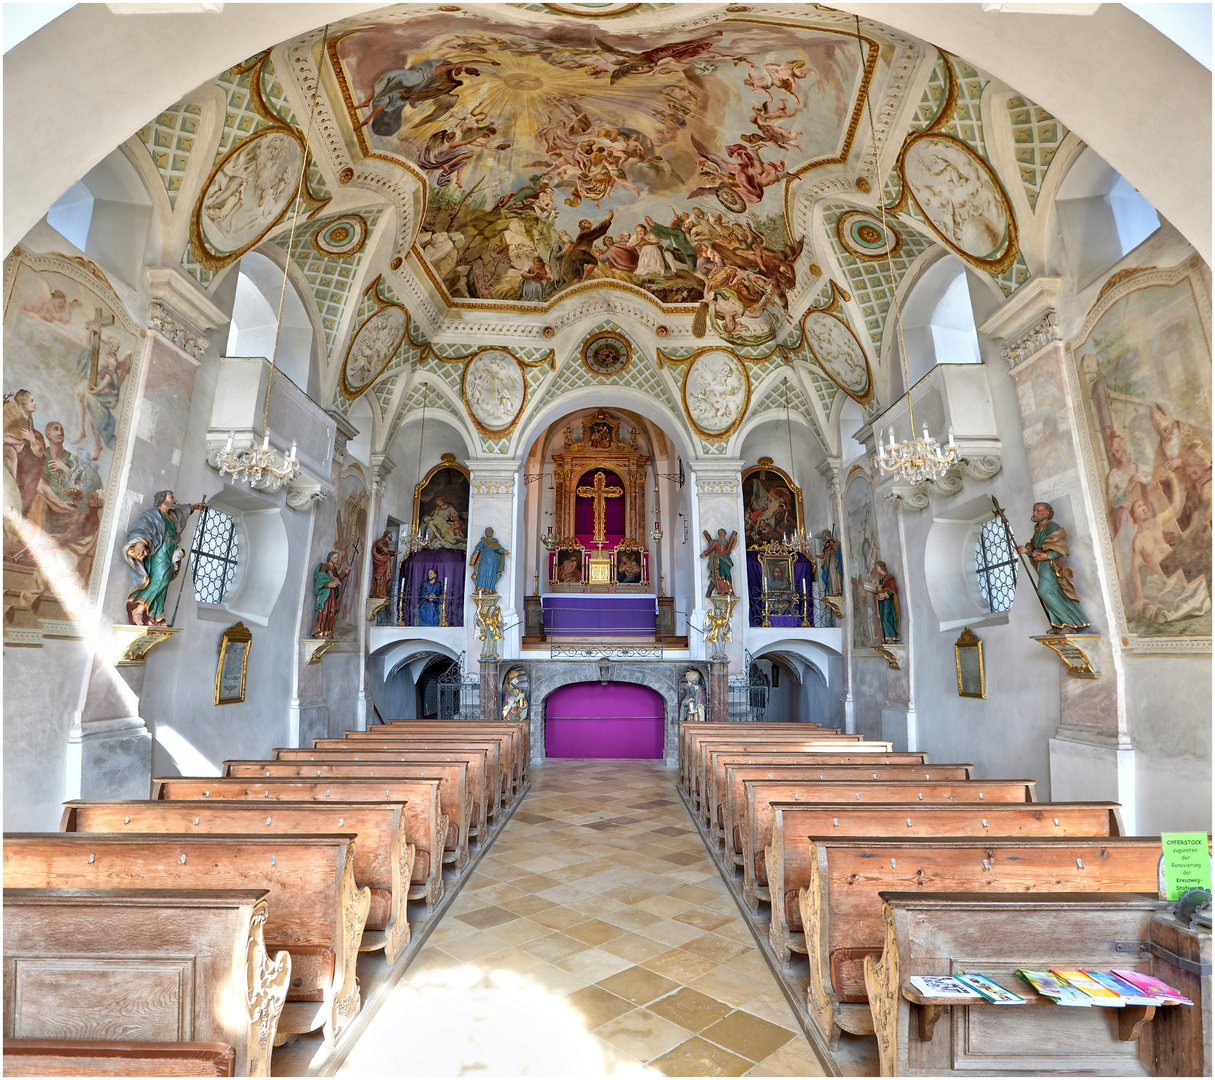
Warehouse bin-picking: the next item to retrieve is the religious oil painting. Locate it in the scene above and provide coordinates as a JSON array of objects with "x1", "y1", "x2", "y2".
[
  {"x1": 331, "y1": 14, "x2": 873, "y2": 344},
  {"x1": 761, "y1": 553, "x2": 794, "y2": 594},
  {"x1": 1076, "y1": 262, "x2": 1212, "y2": 638},
  {"x1": 554, "y1": 546, "x2": 584, "y2": 584},
  {"x1": 742, "y1": 466, "x2": 800, "y2": 548},
  {"x1": 3, "y1": 249, "x2": 141, "y2": 633},
  {"x1": 843, "y1": 468, "x2": 882, "y2": 649},
  {"x1": 614, "y1": 546, "x2": 644, "y2": 585},
  {"x1": 415, "y1": 461, "x2": 470, "y2": 551},
  {"x1": 332, "y1": 464, "x2": 370, "y2": 641}
]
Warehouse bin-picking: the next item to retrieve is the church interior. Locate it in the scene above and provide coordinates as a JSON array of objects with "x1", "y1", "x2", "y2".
[{"x1": 2, "y1": 2, "x2": 1211, "y2": 1076}]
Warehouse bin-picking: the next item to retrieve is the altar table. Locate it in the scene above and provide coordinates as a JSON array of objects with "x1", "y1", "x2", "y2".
[{"x1": 542, "y1": 595, "x2": 657, "y2": 636}]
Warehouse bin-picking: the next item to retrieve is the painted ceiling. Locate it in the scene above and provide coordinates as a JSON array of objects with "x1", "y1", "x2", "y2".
[{"x1": 132, "y1": 3, "x2": 1067, "y2": 458}]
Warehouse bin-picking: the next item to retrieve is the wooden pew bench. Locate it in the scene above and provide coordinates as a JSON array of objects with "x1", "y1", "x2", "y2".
[
  {"x1": 382, "y1": 720, "x2": 530, "y2": 787},
  {"x1": 340, "y1": 730, "x2": 519, "y2": 804},
  {"x1": 866, "y1": 891, "x2": 1172, "y2": 1076},
  {"x1": 739, "y1": 778, "x2": 1037, "y2": 913},
  {"x1": 714, "y1": 760, "x2": 970, "y2": 855},
  {"x1": 3, "y1": 1039, "x2": 238, "y2": 1077},
  {"x1": 4, "y1": 887, "x2": 288, "y2": 1077},
  {"x1": 765, "y1": 800, "x2": 1124, "y2": 963},
  {"x1": 63, "y1": 800, "x2": 416, "y2": 964},
  {"x1": 275, "y1": 747, "x2": 489, "y2": 841},
  {"x1": 677, "y1": 721, "x2": 830, "y2": 786},
  {"x1": 793, "y1": 836, "x2": 1166, "y2": 1046},
  {"x1": 3, "y1": 834, "x2": 366, "y2": 1048},
  {"x1": 223, "y1": 760, "x2": 471, "y2": 871},
  {"x1": 154, "y1": 776, "x2": 445, "y2": 910}
]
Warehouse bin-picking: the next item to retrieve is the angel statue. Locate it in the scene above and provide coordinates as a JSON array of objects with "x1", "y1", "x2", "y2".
[{"x1": 701, "y1": 527, "x2": 738, "y2": 597}]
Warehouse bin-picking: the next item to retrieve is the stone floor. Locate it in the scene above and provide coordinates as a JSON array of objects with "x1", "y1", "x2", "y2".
[{"x1": 336, "y1": 759, "x2": 827, "y2": 1077}]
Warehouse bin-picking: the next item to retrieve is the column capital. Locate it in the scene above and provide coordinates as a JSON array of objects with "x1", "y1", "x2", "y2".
[
  {"x1": 978, "y1": 275, "x2": 1062, "y2": 371},
  {"x1": 691, "y1": 459, "x2": 744, "y2": 495},
  {"x1": 146, "y1": 266, "x2": 226, "y2": 362},
  {"x1": 467, "y1": 458, "x2": 522, "y2": 496},
  {"x1": 816, "y1": 456, "x2": 842, "y2": 495}
]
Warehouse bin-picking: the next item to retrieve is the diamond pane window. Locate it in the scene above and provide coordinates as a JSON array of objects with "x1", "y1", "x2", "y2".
[
  {"x1": 191, "y1": 508, "x2": 239, "y2": 605},
  {"x1": 975, "y1": 517, "x2": 1018, "y2": 613}
]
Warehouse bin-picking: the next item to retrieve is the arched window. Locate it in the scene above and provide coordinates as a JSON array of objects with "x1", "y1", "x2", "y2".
[
  {"x1": 190, "y1": 507, "x2": 240, "y2": 605},
  {"x1": 224, "y1": 250, "x2": 314, "y2": 393},
  {"x1": 974, "y1": 517, "x2": 1018, "y2": 613},
  {"x1": 901, "y1": 255, "x2": 982, "y2": 385},
  {"x1": 1056, "y1": 147, "x2": 1160, "y2": 288}
]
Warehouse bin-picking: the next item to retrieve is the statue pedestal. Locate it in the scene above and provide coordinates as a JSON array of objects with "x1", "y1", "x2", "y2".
[
  {"x1": 110, "y1": 625, "x2": 180, "y2": 666},
  {"x1": 302, "y1": 638, "x2": 334, "y2": 664},
  {"x1": 480, "y1": 658, "x2": 500, "y2": 723},
  {"x1": 708, "y1": 659, "x2": 729, "y2": 723},
  {"x1": 872, "y1": 644, "x2": 905, "y2": 670},
  {"x1": 366, "y1": 598, "x2": 389, "y2": 621},
  {"x1": 1034, "y1": 634, "x2": 1101, "y2": 678}
]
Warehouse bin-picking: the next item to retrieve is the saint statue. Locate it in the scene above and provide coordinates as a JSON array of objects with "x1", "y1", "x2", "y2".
[
  {"x1": 470, "y1": 527, "x2": 509, "y2": 592},
  {"x1": 369, "y1": 530, "x2": 397, "y2": 599},
  {"x1": 123, "y1": 489, "x2": 203, "y2": 626},
  {"x1": 1017, "y1": 501, "x2": 1090, "y2": 632},
  {"x1": 502, "y1": 671, "x2": 528, "y2": 724},
  {"x1": 873, "y1": 560, "x2": 900, "y2": 643},
  {"x1": 818, "y1": 528, "x2": 843, "y2": 595},
  {"x1": 700, "y1": 528, "x2": 738, "y2": 597},
  {"x1": 417, "y1": 568, "x2": 443, "y2": 626},
  {"x1": 678, "y1": 670, "x2": 707, "y2": 724},
  {"x1": 311, "y1": 549, "x2": 353, "y2": 638}
]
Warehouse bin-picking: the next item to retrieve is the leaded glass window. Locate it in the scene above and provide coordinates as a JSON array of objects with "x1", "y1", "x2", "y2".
[
  {"x1": 975, "y1": 517, "x2": 1017, "y2": 613},
  {"x1": 191, "y1": 507, "x2": 239, "y2": 605}
]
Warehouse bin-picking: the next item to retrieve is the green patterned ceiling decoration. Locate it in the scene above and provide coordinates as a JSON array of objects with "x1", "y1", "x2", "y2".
[
  {"x1": 272, "y1": 208, "x2": 382, "y2": 357},
  {"x1": 374, "y1": 372, "x2": 401, "y2": 421},
  {"x1": 751, "y1": 375, "x2": 829, "y2": 456},
  {"x1": 1007, "y1": 95, "x2": 1067, "y2": 211},
  {"x1": 136, "y1": 103, "x2": 202, "y2": 208},
  {"x1": 387, "y1": 377, "x2": 461, "y2": 447}
]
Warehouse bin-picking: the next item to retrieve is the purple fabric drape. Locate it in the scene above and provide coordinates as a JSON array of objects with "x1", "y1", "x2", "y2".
[
  {"x1": 399, "y1": 549, "x2": 466, "y2": 626},
  {"x1": 574, "y1": 469, "x2": 626, "y2": 546},
  {"x1": 545, "y1": 682, "x2": 664, "y2": 758},
  {"x1": 747, "y1": 550, "x2": 814, "y2": 626}
]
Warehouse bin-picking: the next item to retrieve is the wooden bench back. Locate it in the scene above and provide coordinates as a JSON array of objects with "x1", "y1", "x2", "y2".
[
  {"x1": 679, "y1": 722, "x2": 843, "y2": 780},
  {"x1": 692, "y1": 738, "x2": 889, "y2": 802},
  {"x1": 381, "y1": 720, "x2": 529, "y2": 774},
  {"x1": 684, "y1": 731, "x2": 866, "y2": 790},
  {"x1": 2, "y1": 1039, "x2": 238, "y2": 1077},
  {"x1": 4, "y1": 887, "x2": 287, "y2": 1077},
  {"x1": 315, "y1": 738, "x2": 506, "y2": 806},
  {"x1": 339, "y1": 730, "x2": 515, "y2": 785}
]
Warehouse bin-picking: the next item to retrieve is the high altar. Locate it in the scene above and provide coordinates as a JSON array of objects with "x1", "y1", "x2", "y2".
[{"x1": 546, "y1": 410, "x2": 652, "y2": 592}]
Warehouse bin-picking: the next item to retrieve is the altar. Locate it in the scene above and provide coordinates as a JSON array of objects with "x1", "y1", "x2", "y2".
[{"x1": 542, "y1": 595, "x2": 657, "y2": 636}]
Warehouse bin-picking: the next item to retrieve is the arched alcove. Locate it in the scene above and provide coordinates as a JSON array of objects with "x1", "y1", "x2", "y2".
[
  {"x1": 224, "y1": 249, "x2": 316, "y2": 395},
  {"x1": 901, "y1": 254, "x2": 983, "y2": 385}
]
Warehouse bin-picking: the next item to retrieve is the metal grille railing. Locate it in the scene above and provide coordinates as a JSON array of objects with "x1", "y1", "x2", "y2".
[
  {"x1": 437, "y1": 655, "x2": 479, "y2": 720},
  {"x1": 191, "y1": 507, "x2": 239, "y2": 605}
]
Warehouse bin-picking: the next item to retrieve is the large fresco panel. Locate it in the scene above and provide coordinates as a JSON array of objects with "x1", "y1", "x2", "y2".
[
  {"x1": 843, "y1": 468, "x2": 881, "y2": 650},
  {"x1": 1077, "y1": 264, "x2": 1212, "y2": 638},
  {"x1": 3, "y1": 251, "x2": 141, "y2": 631}
]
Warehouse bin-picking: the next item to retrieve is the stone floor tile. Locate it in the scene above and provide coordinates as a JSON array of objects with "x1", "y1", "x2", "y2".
[
  {"x1": 645, "y1": 987, "x2": 734, "y2": 1034},
  {"x1": 686, "y1": 967, "x2": 773, "y2": 1007},
  {"x1": 526, "y1": 963, "x2": 590, "y2": 998},
  {"x1": 637, "y1": 917, "x2": 711, "y2": 948},
  {"x1": 524, "y1": 931, "x2": 593, "y2": 963},
  {"x1": 595, "y1": 1008, "x2": 691, "y2": 1062},
  {"x1": 599, "y1": 932, "x2": 670, "y2": 963},
  {"x1": 440, "y1": 929, "x2": 512, "y2": 962},
  {"x1": 671, "y1": 907, "x2": 734, "y2": 932},
  {"x1": 698, "y1": 1010, "x2": 795, "y2": 1063},
  {"x1": 679, "y1": 933, "x2": 754, "y2": 964},
  {"x1": 499, "y1": 893, "x2": 557, "y2": 917},
  {"x1": 649, "y1": 1036, "x2": 753, "y2": 1077},
  {"x1": 567, "y1": 918, "x2": 629, "y2": 946},
  {"x1": 751, "y1": 1035, "x2": 828, "y2": 1077},
  {"x1": 529, "y1": 904, "x2": 591, "y2": 931},
  {"x1": 453, "y1": 904, "x2": 519, "y2": 930},
  {"x1": 739, "y1": 988, "x2": 799, "y2": 1030},
  {"x1": 637, "y1": 894, "x2": 697, "y2": 917},
  {"x1": 638, "y1": 948, "x2": 719, "y2": 984},
  {"x1": 554, "y1": 945, "x2": 636, "y2": 982},
  {"x1": 478, "y1": 945, "x2": 550, "y2": 976},
  {"x1": 596, "y1": 965, "x2": 681, "y2": 1007},
  {"x1": 566, "y1": 984, "x2": 638, "y2": 1029}
]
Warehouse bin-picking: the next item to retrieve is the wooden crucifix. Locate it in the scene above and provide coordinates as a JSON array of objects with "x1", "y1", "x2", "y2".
[{"x1": 576, "y1": 470, "x2": 623, "y2": 542}]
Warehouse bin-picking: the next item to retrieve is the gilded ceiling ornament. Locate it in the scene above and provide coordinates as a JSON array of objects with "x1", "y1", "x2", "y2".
[
  {"x1": 311, "y1": 215, "x2": 368, "y2": 259},
  {"x1": 836, "y1": 210, "x2": 903, "y2": 262},
  {"x1": 581, "y1": 330, "x2": 632, "y2": 377}
]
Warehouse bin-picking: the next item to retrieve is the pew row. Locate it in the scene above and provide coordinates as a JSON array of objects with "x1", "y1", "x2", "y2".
[
  {"x1": 3, "y1": 834, "x2": 367, "y2": 1047},
  {"x1": 154, "y1": 776, "x2": 445, "y2": 909},
  {"x1": 739, "y1": 779, "x2": 1038, "y2": 912},
  {"x1": 62, "y1": 800, "x2": 416, "y2": 964},
  {"x1": 687, "y1": 735, "x2": 873, "y2": 808},
  {"x1": 3, "y1": 887, "x2": 288, "y2": 1077},
  {"x1": 677, "y1": 721, "x2": 831, "y2": 785},
  {"x1": 865, "y1": 892, "x2": 1171, "y2": 1076},
  {"x1": 339, "y1": 730, "x2": 519, "y2": 805},
  {"x1": 765, "y1": 800, "x2": 1125, "y2": 963},
  {"x1": 222, "y1": 760, "x2": 471, "y2": 871},
  {"x1": 794, "y1": 836, "x2": 1167, "y2": 1046},
  {"x1": 382, "y1": 720, "x2": 530, "y2": 786},
  {"x1": 3, "y1": 1039, "x2": 238, "y2": 1077}
]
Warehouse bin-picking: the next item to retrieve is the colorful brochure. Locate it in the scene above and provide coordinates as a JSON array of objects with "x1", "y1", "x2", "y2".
[
  {"x1": 956, "y1": 974, "x2": 1026, "y2": 1003},
  {"x1": 1084, "y1": 970, "x2": 1165, "y2": 1007},
  {"x1": 1050, "y1": 969, "x2": 1126, "y2": 1006},
  {"x1": 1110, "y1": 969, "x2": 1193, "y2": 1006},
  {"x1": 1016, "y1": 970, "x2": 1094, "y2": 1006},
  {"x1": 908, "y1": 975, "x2": 983, "y2": 999}
]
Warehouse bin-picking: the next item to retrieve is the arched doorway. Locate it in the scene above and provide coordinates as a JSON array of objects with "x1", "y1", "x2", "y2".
[{"x1": 544, "y1": 682, "x2": 664, "y2": 759}]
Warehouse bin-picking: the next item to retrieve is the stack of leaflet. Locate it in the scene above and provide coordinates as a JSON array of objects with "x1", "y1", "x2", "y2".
[
  {"x1": 1016, "y1": 970, "x2": 1099, "y2": 1006},
  {"x1": 1016, "y1": 968, "x2": 1193, "y2": 1007}
]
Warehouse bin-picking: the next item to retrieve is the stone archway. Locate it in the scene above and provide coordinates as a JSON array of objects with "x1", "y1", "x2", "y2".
[{"x1": 501, "y1": 658, "x2": 709, "y2": 766}]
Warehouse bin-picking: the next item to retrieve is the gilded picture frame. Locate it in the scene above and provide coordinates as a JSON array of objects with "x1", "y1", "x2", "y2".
[
  {"x1": 761, "y1": 553, "x2": 795, "y2": 594},
  {"x1": 954, "y1": 627, "x2": 985, "y2": 699},
  {"x1": 215, "y1": 621, "x2": 252, "y2": 705}
]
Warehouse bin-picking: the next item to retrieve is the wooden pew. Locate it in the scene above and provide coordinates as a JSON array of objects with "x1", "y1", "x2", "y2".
[
  {"x1": 793, "y1": 836, "x2": 1166, "y2": 1046},
  {"x1": 382, "y1": 720, "x2": 530, "y2": 785},
  {"x1": 739, "y1": 779, "x2": 1037, "y2": 913},
  {"x1": 765, "y1": 800, "x2": 1125, "y2": 963},
  {"x1": 345, "y1": 728, "x2": 522, "y2": 801},
  {"x1": 677, "y1": 721, "x2": 830, "y2": 785},
  {"x1": 319, "y1": 737, "x2": 508, "y2": 816},
  {"x1": 3, "y1": 1039, "x2": 238, "y2": 1077},
  {"x1": 223, "y1": 760, "x2": 471, "y2": 871},
  {"x1": 706, "y1": 750, "x2": 933, "y2": 840},
  {"x1": 689, "y1": 737, "x2": 880, "y2": 810},
  {"x1": 3, "y1": 834, "x2": 367, "y2": 1048},
  {"x1": 154, "y1": 776, "x2": 445, "y2": 910},
  {"x1": 275, "y1": 747, "x2": 489, "y2": 841},
  {"x1": 683, "y1": 730, "x2": 863, "y2": 800},
  {"x1": 866, "y1": 892, "x2": 1171, "y2": 1076},
  {"x1": 713, "y1": 760, "x2": 972, "y2": 852},
  {"x1": 62, "y1": 800, "x2": 416, "y2": 964},
  {"x1": 4, "y1": 887, "x2": 288, "y2": 1077}
]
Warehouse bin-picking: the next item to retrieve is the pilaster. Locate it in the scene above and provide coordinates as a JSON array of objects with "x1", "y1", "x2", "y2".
[
  {"x1": 691, "y1": 459, "x2": 745, "y2": 672},
  {"x1": 465, "y1": 459, "x2": 522, "y2": 666}
]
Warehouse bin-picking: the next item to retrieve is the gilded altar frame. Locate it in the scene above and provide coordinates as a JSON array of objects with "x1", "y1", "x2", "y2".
[
  {"x1": 215, "y1": 621, "x2": 252, "y2": 705},
  {"x1": 413, "y1": 455, "x2": 470, "y2": 539}
]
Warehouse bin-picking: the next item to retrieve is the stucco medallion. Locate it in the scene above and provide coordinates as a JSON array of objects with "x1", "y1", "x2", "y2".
[
  {"x1": 340, "y1": 304, "x2": 407, "y2": 397},
  {"x1": 804, "y1": 311, "x2": 872, "y2": 405},
  {"x1": 462, "y1": 348, "x2": 527, "y2": 435},
  {"x1": 682, "y1": 350, "x2": 749, "y2": 440}
]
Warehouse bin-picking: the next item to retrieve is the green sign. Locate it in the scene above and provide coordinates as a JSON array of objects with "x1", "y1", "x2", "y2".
[{"x1": 1161, "y1": 832, "x2": 1212, "y2": 901}]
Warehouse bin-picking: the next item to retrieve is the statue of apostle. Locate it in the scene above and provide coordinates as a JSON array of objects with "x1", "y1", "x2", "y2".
[
  {"x1": 369, "y1": 530, "x2": 397, "y2": 599},
  {"x1": 1017, "y1": 501, "x2": 1090, "y2": 633},
  {"x1": 678, "y1": 670, "x2": 707, "y2": 724},
  {"x1": 873, "y1": 560, "x2": 901, "y2": 643},
  {"x1": 700, "y1": 528, "x2": 738, "y2": 597},
  {"x1": 469, "y1": 527, "x2": 509, "y2": 592},
  {"x1": 311, "y1": 549, "x2": 353, "y2": 638},
  {"x1": 123, "y1": 489, "x2": 203, "y2": 626},
  {"x1": 502, "y1": 671, "x2": 528, "y2": 724}
]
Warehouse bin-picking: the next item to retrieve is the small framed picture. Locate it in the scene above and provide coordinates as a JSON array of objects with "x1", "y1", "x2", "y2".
[
  {"x1": 761, "y1": 553, "x2": 794, "y2": 593},
  {"x1": 614, "y1": 547, "x2": 644, "y2": 585},
  {"x1": 215, "y1": 621, "x2": 252, "y2": 705},
  {"x1": 955, "y1": 627, "x2": 985, "y2": 699},
  {"x1": 553, "y1": 547, "x2": 584, "y2": 584}
]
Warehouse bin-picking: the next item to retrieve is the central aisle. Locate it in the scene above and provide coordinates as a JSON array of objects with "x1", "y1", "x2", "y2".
[{"x1": 337, "y1": 759, "x2": 825, "y2": 1077}]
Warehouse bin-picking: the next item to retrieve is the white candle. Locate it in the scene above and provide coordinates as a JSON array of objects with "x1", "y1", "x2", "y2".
[
  {"x1": 225, "y1": 431, "x2": 234, "y2": 451},
  {"x1": 948, "y1": 427, "x2": 955, "y2": 447},
  {"x1": 288, "y1": 439, "x2": 298, "y2": 463},
  {"x1": 262, "y1": 432, "x2": 270, "y2": 450},
  {"x1": 888, "y1": 426, "x2": 896, "y2": 447},
  {"x1": 443, "y1": 576, "x2": 447, "y2": 592}
]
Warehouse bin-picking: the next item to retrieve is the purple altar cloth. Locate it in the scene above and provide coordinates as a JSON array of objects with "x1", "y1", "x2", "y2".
[
  {"x1": 545, "y1": 682, "x2": 664, "y2": 759},
  {"x1": 542, "y1": 595, "x2": 656, "y2": 635}
]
